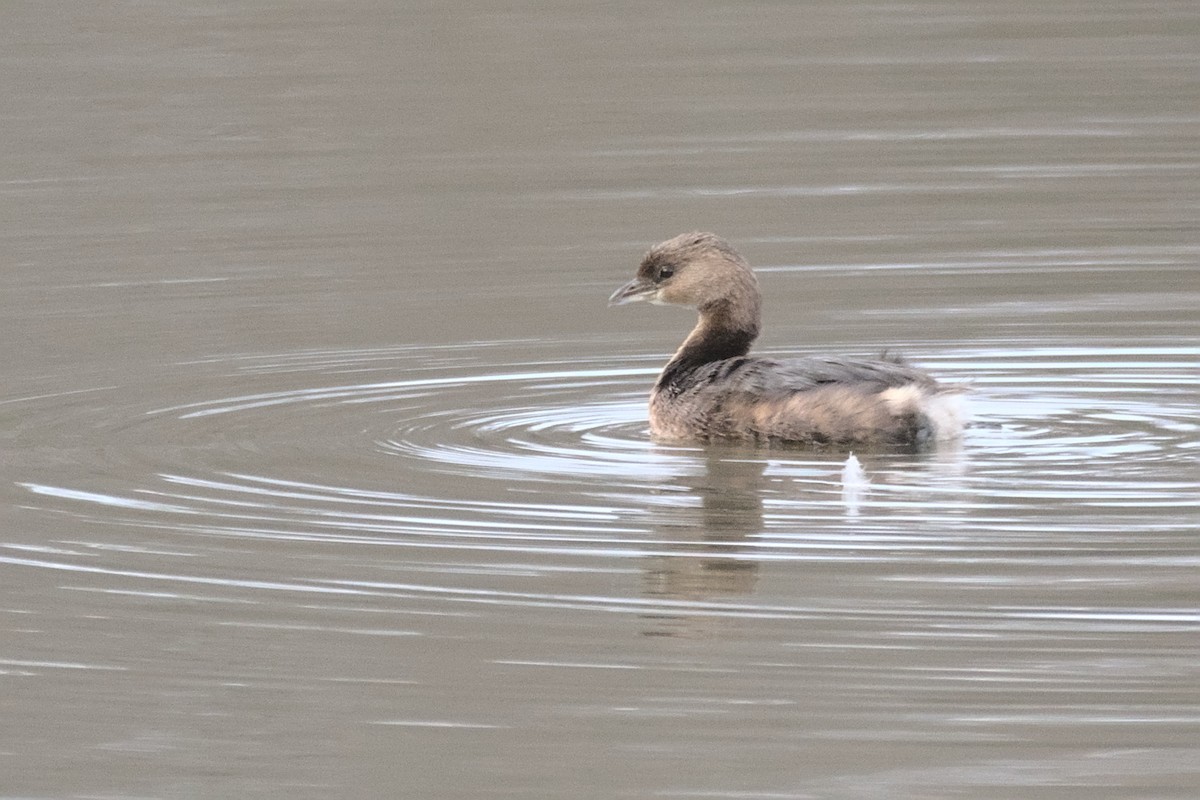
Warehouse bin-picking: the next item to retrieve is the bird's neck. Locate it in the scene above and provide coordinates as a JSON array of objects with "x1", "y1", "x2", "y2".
[{"x1": 656, "y1": 300, "x2": 760, "y2": 392}]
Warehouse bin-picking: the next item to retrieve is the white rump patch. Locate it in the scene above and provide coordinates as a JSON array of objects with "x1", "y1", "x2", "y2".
[
  {"x1": 924, "y1": 391, "x2": 968, "y2": 440},
  {"x1": 881, "y1": 384, "x2": 968, "y2": 441}
]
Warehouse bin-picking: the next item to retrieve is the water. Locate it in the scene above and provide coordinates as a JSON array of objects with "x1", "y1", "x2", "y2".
[{"x1": 3, "y1": 1, "x2": 1199, "y2": 798}]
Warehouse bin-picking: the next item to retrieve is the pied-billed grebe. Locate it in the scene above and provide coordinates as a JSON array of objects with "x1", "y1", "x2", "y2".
[{"x1": 609, "y1": 232, "x2": 966, "y2": 446}]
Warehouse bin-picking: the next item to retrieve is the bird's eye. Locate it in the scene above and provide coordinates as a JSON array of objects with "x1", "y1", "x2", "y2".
[{"x1": 659, "y1": 267, "x2": 674, "y2": 281}]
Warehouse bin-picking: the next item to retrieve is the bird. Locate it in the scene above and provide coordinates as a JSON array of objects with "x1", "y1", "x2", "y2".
[{"x1": 609, "y1": 232, "x2": 966, "y2": 447}]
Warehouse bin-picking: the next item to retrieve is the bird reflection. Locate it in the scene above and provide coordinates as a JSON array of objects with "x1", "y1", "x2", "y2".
[
  {"x1": 641, "y1": 447, "x2": 767, "y2": 637},
  {"x1": 636, "y1": 443, "x2": 964, "y2": 636}
]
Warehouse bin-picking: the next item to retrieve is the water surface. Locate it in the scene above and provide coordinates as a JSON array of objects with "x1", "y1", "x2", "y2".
[{"x1": 2, "y1": 1, "x2": 1198, "y2": 798}]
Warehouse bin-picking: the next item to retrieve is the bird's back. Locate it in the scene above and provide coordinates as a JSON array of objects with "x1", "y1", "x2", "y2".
[{"x1": 650, "y1": 354, "x2": 961, "y2": 446}]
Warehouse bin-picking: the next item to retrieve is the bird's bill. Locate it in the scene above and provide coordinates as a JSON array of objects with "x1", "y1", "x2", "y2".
[{"x1": 608, "y1": 278, "x2": 657, "y2": 306}]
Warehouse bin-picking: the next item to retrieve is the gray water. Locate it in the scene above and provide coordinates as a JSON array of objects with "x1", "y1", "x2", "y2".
[{"x1": 3, "y1": 2, "x2": 1199, "y2": 798}]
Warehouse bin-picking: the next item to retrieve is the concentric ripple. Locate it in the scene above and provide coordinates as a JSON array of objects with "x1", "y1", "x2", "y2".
[{"x1": 10, "y1": 340, "x2": 1198, "y2": 577}]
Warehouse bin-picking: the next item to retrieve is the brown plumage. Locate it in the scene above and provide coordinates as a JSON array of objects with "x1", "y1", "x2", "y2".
[{"x1": 609, "y1": 232, "x2": 966, "y2": 447}]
